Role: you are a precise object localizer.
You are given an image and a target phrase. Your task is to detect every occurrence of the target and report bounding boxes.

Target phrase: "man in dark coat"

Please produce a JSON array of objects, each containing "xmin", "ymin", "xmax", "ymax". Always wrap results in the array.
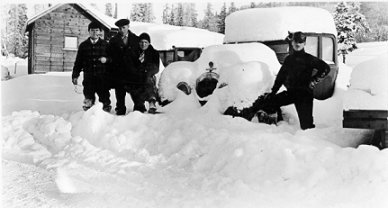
[
  {"xmin": 72, "ymin": 21, "xmax": 111, "ymax": 112},
  {"xmin": 136, "ymin": 33, "xmax": 160, "ymax": 114},
  {"xmin": 225, "ymin": 32, "xmax": 330, "ymax": 130},
  {"xmin": 107, "ymin": 19, "xmax": 144, "ymax": 115}
]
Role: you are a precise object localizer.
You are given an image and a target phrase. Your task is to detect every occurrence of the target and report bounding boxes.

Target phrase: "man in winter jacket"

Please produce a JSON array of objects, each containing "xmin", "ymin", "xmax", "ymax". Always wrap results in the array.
[
  {"xmin": 72, "ymin": 21, "xmax": 111, "ymax": 112},
  {"xmin": 263, "ymin": 31, "xmax": 330, "ymax": 129},
  {"xmin": 225, "ymin": 31, "xmax": 330, "ymax": 130},
  {"xmin": 136, "ymin": 33, "xmax": 160, "ymax": 114},
  {"xmin": 107, "ymin": 19, "xmax": 144, "ymax": 115}
]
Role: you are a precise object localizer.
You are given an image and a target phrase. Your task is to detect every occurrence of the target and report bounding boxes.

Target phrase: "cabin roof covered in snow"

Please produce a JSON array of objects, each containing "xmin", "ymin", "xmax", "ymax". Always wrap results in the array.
[
  {"xmin": 26, "ymin": 3, "xmax": 117, "ymax": 31},
  {"xmin": 224, "ymin": 7, "xmax": 337, "ymax": 43}
]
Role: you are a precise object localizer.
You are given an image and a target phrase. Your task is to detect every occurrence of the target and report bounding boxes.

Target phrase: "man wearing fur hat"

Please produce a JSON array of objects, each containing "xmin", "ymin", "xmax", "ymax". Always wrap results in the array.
[
  {"xmin": 107, "ymin": 18, "xmax": 145, "ymax": 115},
  {"xmin": 136, "ymin": 33, "xmax": 160, "ymax": 114},
  {"xmin": 72, "ymin": 21, "xmax": 111, "ymax": 112}
]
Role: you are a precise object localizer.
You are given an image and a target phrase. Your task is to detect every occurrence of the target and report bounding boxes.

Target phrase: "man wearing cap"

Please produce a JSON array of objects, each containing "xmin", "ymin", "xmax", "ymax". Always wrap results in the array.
[
  {"xmin": 136, "ymin": 32, "xmax": 160, "ymax": 114},
  {"xmin": 264, "ymin": 31, "xmax": 330, "ymax": 129},
  {"xmin": 228, "ymin": 31, "xmax": 330, "ymax": 130},
  {"xmin": 72, "ymin": 21, "xmax": 111, "ymax": 112},
  {"xmin": 107, "ymin": 18, "xmax": 145, "ymax": 115}
]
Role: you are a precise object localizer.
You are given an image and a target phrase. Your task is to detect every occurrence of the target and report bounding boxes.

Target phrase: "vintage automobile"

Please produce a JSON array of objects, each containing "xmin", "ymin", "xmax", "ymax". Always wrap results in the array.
[{"xmin": 158, "ymin": 7, "xmax": 339, "ymax": 119}]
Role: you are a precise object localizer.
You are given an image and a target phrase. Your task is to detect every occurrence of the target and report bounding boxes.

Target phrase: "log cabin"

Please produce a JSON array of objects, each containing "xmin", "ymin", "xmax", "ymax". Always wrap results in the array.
[{"xmin": 26, "ymin": 3, "xmax": 117, "ymax": 74}]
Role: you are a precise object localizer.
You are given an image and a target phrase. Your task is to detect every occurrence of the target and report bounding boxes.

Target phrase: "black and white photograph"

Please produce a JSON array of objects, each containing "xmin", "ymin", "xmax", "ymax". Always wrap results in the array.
[{"xmin": 1, "ymin": 0, "xmax": 388, "ymax": 207}]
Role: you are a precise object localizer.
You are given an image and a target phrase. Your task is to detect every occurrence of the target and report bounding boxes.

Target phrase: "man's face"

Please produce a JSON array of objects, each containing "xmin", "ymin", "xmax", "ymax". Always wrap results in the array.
[
  {"xmin": 118, "ymin": 25, "xmax": 129, "ymax": 36},
  {"xmin": 139, "ymin": 39, "xmax": 150, "ymax": 51},
  {"xmin": 89, "ymin": 28, "xmax": 101, "ymax": 40},
  {"xmin": 291, "ymin": 40, "xmax": 306, "ymax": 51}
]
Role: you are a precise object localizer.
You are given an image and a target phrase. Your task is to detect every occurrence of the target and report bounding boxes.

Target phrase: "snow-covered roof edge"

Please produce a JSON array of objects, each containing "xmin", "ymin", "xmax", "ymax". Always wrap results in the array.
[{"xmin": 26, "ymin": 3, "xmax": 117, "ymax": 32}]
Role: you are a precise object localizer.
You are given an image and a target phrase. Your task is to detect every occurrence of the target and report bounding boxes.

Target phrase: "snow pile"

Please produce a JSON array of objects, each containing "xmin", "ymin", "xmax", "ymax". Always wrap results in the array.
[
  {"xmin": 2, "ymin": 42, "xmax": 388, "ymax": 208},
  {"xmin": 224, "ymin": 7, "xmax": 337, "ymax": 43},
  {"xmin": 130, "ymin": 22, "xmax": 224, "ymax": 51},
  {"xmin": 2, "ymin": 102, "xmax": 388, "ymax": 208},
  {"xmin": 344, "ymin": 48, "xmax": 388, "ymax": 110},
  {"xmin": 158, "ymin": 43, "xmax": 281, "ymax": 107}
]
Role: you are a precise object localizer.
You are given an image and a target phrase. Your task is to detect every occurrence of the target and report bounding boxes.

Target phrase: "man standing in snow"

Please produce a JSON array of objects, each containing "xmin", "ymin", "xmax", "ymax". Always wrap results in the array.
[
  {"xmin": 72, "ymin": 21, "xmax": 111, "ymax": 112},
  {"xmin": 107, "ymin": 19, "xmax": 145, "ymax": 115},
  {"xmin": 226, "ymin": 31, "xmax": 330, "ymax": 130},
  {"xmin": 262, "ymin": 31, "xmax": 330, "ymax": 130},
  {"xmin": 136, "ymin": 33, "xmax": 160, "ymax": 114}
]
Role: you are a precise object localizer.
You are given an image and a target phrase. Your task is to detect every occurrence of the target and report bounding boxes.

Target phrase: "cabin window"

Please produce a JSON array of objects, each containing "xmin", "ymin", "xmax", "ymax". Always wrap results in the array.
[
  {"xmin": 305, "ymin": 36, "xmax": 318, "ymax": 57},
  {"xmin": 64, "ymin": 36, "xmax": 78, "ymax": 50},
  {"xmin": 322, "ymin": 37, "xmax": 335, "ymax": 64}
]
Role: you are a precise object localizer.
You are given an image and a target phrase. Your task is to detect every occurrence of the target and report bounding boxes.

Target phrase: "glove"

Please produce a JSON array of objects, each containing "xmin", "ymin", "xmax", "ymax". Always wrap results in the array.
[
  {"xmin": 263, "ymin": 92, "xmax": 275, "ymax": 101},
  {"xmin": 72, "ymin": 77, "xmax": 78, "ymax": 85}
]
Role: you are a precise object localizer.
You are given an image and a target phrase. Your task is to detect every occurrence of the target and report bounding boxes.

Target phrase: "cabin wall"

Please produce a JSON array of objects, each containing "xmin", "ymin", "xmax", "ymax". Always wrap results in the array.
[{"xmin": 31, "ymin": 4, "xmax": 106, "ymax": 73}]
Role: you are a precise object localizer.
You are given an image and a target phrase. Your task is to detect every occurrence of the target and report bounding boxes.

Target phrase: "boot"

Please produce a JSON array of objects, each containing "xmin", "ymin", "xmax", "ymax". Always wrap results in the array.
[
  {"xmin": 148, "ymin": 100, "xmax": 157, "ymax": 114},
  {"xmin": 103, "ymin": 104, "xmax": 112, "ymax": 113},
  {"xmin": 82, "ymin": 99, "xmax": 94, "ymax": 111}
]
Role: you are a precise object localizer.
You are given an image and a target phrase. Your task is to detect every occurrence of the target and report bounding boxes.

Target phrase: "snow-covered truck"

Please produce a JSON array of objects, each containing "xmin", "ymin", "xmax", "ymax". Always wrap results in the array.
[{"xmin": 158, "ymin": 7, "xmax": 339, "ymax": 113}]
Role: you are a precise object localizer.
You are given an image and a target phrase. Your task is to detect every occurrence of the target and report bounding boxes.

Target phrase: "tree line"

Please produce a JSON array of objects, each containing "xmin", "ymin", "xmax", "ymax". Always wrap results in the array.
[{"xmin": 1, "ymin": 2, "xmax": 387, "ymax": 59}]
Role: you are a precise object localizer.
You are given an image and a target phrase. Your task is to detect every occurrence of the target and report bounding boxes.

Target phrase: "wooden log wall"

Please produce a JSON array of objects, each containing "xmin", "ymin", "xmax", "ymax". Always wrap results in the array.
[{"xmin": 32, "ymin": 4, "xmax": 106, "ymax": 73}]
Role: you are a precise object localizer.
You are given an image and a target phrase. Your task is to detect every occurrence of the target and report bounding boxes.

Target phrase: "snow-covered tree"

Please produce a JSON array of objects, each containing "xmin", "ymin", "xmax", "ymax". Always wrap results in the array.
[
  {"xmin": 176, "ymin": 3, "xmax": 184, "ymax": 26},
  {"xmin": 4, "ymin": 4, "xmax": 28, "ymax": 58},
  {"xmin": 217, "ymin": 3, "xmax": 227, "ymax": 34},
  {"xmin": 200, "ymin": 3, "xmax": 218, "ymax": 32},
  {"xmin": 105, "ymin": 3, "xmax": 113, "ymax": 17},
  {"xmin": 228, "ymin": 2, "xmax": 238, "ymax": 15},
  {"xmin": 183, "ymin": 3, "xmax": 198, "ymax": 27},
  {"xmin": 334, "ymin": 2, "xmax": 370, "ymax": 62},
  {"xmin": 162, "ymin": 4, "xmax": 171, "ymax": 24},
  {"xmin": 130, "ymin": 3, "xmax": 155, "ymax": 23}
]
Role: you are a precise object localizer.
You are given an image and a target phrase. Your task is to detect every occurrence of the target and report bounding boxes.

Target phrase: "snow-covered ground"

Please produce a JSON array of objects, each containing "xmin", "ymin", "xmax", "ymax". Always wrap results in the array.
[{"xmin": 2, "ymin": 41, "xmax": 388, "ymax": 208}]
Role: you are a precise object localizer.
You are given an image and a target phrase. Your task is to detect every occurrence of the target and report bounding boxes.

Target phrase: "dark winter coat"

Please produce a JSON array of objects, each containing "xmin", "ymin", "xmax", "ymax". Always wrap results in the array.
[
  {"xmin": 271, "ymin": 49, "xmax": 330, "ymax": 94},
  {"xmin": 72, "ymin": 38, "xmax": 109, "ymax": 79},
  {"xmin": 136, "ymin": 45, "xmax": 160, "ymax": 101},
  {"xmin": 107, "ymin": 31, "xmax": 142, "ymax": 84},
  {"xmin": 135, "ymin": 45, "xmax": 160, "ymax": 78}
]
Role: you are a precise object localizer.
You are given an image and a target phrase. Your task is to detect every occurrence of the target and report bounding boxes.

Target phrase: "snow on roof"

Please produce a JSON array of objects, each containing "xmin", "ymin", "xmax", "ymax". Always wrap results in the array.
[
  {"xmin": 26, "ymin": 3, "xmax": 117, "ymax": 31},
  {"xmin": 129, "ymin": 22, "xmax": 224, "ymax": 51},
  {"xmin": 224, "ymin": 7, "xmax": 337, "ymax": 43}
]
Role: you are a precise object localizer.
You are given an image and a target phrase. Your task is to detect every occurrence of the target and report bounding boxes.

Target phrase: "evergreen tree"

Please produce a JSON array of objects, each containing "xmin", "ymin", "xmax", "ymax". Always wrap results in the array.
[
  {"xmin": 144, "ymin": 3, "xmax": 156, "ymax": 23},
  {"xmin": 176, "ymin": 3, "xmax": 184, "ymax": 26},
  {"xmin": 169, "ymin": 5, "xmax": 175, "ymax": 25},
  {"xmin": 162, "ymin": 4, "xmax": 171, "ymax": 24},
  {"xmin": 182, "ymin": 3, "xmax": 198, "ymax": 27},
  {"xmin": 105, "ymin": 3, "xmax": 113, "ymax": 17},
  {"xmin": 334, "ymin": 1, "xmax": 370, "ymax": 62},
  {"xmin": 188, "ymin": 3, "xmax": 198, "ymax": 27},
  {"xmin": 201, "ymin": 3, "xmax": 218, "ymax": 32},
  {"xmin": 5, "ymin": 4, "xmax": 28, "ymax": 58},
  {"xmin": 217, "ymin": 3, "xmax": 227, "ymax": 34},
  {"xmin": 360, "ymin": 2, "xmax": 388, "ymax": 41},
  {"xmin": 228, "ymin": 2, "xmax": 238, "ymax": 15},
  {"xmin": 130, "ymin": 3, "xmax": 155, "ymax": 23}
]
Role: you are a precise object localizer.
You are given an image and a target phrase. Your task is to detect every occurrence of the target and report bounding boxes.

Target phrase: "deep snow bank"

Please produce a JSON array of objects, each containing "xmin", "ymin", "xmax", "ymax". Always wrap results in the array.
[{"xmin": 3, "ymin": 100, "xmax": 388, "ymax": 207}]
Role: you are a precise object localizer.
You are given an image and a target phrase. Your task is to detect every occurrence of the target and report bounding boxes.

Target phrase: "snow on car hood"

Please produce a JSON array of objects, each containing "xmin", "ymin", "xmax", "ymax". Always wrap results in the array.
[{"xmin": 158, "ymin": 43, "xmax": 281, "ymax": 108}]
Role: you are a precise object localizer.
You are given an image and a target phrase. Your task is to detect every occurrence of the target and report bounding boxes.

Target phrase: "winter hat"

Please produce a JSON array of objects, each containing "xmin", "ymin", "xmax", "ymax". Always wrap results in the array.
[
  {"xmin": 115, "ymin": 19, "xmax": 130, "ymax": 27},
  {"xmin": 139, "ymin": 33, "xmax": 151, "ymax": 43},
  {"xmin": 292, "ymin": 31, "xmax": 307, "ymax": 43},
  {"xmin": 88, "ymin": 21, "xmax": 102, "ymax": 31}
]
